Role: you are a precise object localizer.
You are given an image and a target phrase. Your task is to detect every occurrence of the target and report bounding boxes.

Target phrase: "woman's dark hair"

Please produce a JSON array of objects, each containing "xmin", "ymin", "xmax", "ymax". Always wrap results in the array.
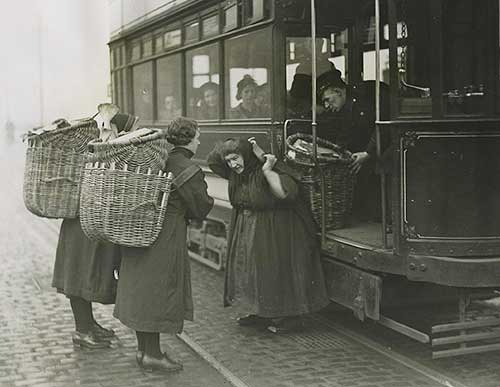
[
  {"xmin": 166, "ymin": 117, "xmax": 198, "ymax": 146},
  {"xmin": 200, "ymin": 81, "xmax": 219, "ymax": 96},
  {"xmin": 236, "ymin": 75, "xmax": 258, "ymax": 100},
  {"xmin": 215, "ymin": 138, "xmax": 241, "ymax": 159}
]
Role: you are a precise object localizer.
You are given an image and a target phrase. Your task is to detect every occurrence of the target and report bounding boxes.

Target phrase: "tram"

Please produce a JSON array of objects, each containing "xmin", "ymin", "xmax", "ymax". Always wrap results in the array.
[{"xmin": 108, "ymin": 0, "xmax": 500, "ymax": 357}]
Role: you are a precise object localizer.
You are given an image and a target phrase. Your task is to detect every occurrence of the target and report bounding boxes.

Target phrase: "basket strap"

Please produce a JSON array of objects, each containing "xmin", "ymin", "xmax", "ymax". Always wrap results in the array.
[{"xmin": 171, "ymin": 165, "xmax": 200, "ymax": 190}]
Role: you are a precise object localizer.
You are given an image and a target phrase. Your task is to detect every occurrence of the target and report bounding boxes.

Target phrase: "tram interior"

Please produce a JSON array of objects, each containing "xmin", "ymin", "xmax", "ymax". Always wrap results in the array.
[{"xmin": 283, "ymin": 0, "xmax": 496, "ymax": 250}]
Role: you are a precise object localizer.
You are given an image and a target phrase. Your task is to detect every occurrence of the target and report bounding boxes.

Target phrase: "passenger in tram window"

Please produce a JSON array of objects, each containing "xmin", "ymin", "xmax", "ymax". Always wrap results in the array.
[
  {"xmin": 255, "ymin": 82, "xmax": 271, "ymax": 116},
  {"xmin": 114, "ymin": 117, "xmax": 213, "ymax": 373},
  {"xmin": 317, "ymin": 70, "xmax": 391, "ymax": 221},
  {"xmin": 159, "ymin": 95, "xmax": 182, "ymax": 121},
  {"xmin": 52, "ymin": 115, "xmax": 140, "ymax": 349},
  {"xmin": 287, "ymin": 73, "xmax": 313, "ymax": 119},
  {"xmin": 207, "ymin": 138, "xmax": 329, "ymax": 333},
  {"xmin": 195, "ymin": 81, "xmax": 219, "ymax": 120},
  {"xmin": 230, "ymin": 75, "xmax": 265, "ymax": 119}
]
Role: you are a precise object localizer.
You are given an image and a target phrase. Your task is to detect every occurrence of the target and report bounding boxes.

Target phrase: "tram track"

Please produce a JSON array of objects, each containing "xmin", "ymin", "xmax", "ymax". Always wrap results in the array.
[{"xmin": 9, "ymin": 187, "xmax": 473, "ymax": 387}]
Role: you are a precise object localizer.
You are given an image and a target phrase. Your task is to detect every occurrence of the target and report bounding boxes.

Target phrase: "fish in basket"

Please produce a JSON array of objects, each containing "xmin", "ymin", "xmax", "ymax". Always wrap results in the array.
[
  {"xmin": 79, "ymin": 128, "xmax": 174, "ymax": 247},
  {"xmin": 23, "ymin": 118, "xmax": 99, "ymax": 219},
  {"xmin": 286, "ymin": 133, "xmax": 356, "ymax": 230}
]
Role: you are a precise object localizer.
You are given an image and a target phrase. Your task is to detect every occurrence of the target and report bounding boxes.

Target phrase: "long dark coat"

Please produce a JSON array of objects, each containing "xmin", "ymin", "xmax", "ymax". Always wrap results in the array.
[
  {"xmin": 208, "ymin": 141, "xmax": 329, "ymax": 318},
  {"xmin": 113, "ymin": 147, "xmax": 213, "ymax": 333},
  {"xmin": 52, "ymin": 219, "xmax": 121, "ymax": 304}
]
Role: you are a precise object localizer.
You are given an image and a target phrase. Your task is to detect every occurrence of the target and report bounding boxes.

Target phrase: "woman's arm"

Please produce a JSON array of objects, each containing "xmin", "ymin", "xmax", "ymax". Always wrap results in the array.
[
  {"xmin": 177, "ymin": 169, "xmax": 214, "ymax": 220},
  {"xmin": 262, "ymin": 154, "xmax": 289, "ymax": 199},
  {"xmin": 207, "ymin": 147, "xmax": 230, "ymax": 179}
]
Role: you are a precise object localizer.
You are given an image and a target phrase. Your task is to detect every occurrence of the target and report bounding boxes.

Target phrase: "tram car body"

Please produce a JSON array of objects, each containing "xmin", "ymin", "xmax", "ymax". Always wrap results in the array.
[{"xmin": 108, "ymin": 0, "xmax": 500, "ymax": 357}]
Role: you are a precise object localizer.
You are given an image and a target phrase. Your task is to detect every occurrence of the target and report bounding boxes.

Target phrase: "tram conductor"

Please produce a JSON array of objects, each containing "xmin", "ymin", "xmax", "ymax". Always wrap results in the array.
[{"xmin": 317, "ymin": 70, "xmax": 390, "ymax": 221}]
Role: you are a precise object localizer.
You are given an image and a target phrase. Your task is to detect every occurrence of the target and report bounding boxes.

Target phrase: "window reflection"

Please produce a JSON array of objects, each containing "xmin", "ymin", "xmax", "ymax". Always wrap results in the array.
[
  {"xmin": 186, "ymin": 44, "xmax": 220, "ymax": 120},
  {"xmin": 396, "ymin": 0, "xmax": 432, "ymax": 116},
  {"xmin": 132, "ymin": 62, "xmax": 153, "ymax": 120},
  {"xmin": 157, "ymin": 55, "xmax": 182, "ymax": 121},
  {"xmin": 285, "ymin": 35, "xmax": 338, "ymax": 119},
  {"xmin": 443, "ymin": 0, "xmax": 487, "ymax": 115},
  {"xmin": 225, "ymin": 29, "xmax": 272, "ymax": 119}
]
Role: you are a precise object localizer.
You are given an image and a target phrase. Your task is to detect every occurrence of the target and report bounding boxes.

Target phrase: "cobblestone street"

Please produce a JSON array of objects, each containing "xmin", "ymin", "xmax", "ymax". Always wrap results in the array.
[{"xmin": 1, "ymin": 138, "xmax": 499, "ymax": 387}]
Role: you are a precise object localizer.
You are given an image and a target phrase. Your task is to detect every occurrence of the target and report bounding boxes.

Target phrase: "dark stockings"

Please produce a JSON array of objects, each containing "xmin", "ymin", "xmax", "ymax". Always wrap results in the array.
[
  {"xmin": 69, "ymin": 296, "xmax": 94, "ymax": 333},
  {"xmin": 136, "ymin": 331, "xmax": 161, "ymax": 358}
]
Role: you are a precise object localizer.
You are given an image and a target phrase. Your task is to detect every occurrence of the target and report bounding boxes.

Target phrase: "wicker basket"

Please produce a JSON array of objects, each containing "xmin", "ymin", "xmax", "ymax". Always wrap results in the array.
[
  {"xmin": 23, "ymin": 118, "xmax": 99, "ymax": 219},
  {"xmin": 286, "ymin": 133, "xmax": 356, "ymax": 230},
  {"xmin": 79, "ymin": 129, "xmax": 172, "ymax": 247}
]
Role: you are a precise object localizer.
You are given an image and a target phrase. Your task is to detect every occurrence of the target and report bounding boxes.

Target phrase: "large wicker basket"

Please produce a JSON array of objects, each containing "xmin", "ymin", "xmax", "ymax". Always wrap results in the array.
[
  {"xmin": 286, "ymin": 133, "xmax": 355, "ymax": 230},
  {"xmin": 23, "ymin": 118, "xmax": 99, "ymax": 219},
  {"xmin": 79, "ymin": 129, "xmax": 172, "ymax": 247}
]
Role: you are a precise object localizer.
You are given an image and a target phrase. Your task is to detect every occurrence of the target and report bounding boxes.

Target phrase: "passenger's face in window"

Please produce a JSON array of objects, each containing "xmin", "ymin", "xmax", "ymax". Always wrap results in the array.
[
  {"xmin": 241, "ymin": 85, "xmax": 256, "ymax": 104},
  {"xmin": 164, "ymin": 96, "xmax": 178, "ymax": 112},
  {"xmin": 224, "ymin": 153, "xmax": 245, "ymax": 174},
  {"xmin": 322, "ymin": 87, "xmax": 346, "ymax": 112},
  {"xmin": 204, "ymin": 89, "xmax": 218, "ymax": 108}
]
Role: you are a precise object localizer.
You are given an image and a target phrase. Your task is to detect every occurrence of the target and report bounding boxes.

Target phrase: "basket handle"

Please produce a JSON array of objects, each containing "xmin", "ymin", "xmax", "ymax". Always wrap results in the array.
[{"xmin": 41, "ymin": 176, "xmax": 79, "ymax": 185}]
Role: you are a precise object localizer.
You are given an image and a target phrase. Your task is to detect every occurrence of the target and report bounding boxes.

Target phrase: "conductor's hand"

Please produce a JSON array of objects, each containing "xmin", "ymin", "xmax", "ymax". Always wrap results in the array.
[
  {"xmin": 262, "ymin": 154, "xmax": 277, "ymax": 173},
  {"xmin": 350, "ymin": 151, "xmax": 370, "ymax": 174}
]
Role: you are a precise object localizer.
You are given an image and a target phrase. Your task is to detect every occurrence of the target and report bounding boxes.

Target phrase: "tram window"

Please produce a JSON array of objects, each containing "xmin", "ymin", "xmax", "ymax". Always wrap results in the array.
[
  {"xmin": 185, "ymin": 20, "xmax": 200, "ymax": 44},
  {"xmin": 157, "ymin": 54, "xmax": 182, "ymax": 121},
  {"xmin": 143, "ymin": 37, "xmax": 153, "ymax": 58},
  {"xmin": 285, "ymin": 34, "xmax": 339, "ymax": 119},
  {"xmin": 132, "ymin": 62, "xmax": 153, "ymax": 120},
  {"xmin": 164, "ymin": 29, "xmax": 182, "ymax": 50},
  {"xmin": 112, "ymin": 71, "xmax": 119, "ymax": 106},
  {"xmin": 202, "ymin": 14, "xmax": 219, "ymax": 39},
  {"xmin": 130, "ymin": 40, "xmax": 141, "ymax": 62},
  {"xmin": 395, "ymin": 0, "xmax": 432, "ymax": 116},
  {"xmin": 155, "ymin": 33, "xmax": 164, "ymax": 53},
  {"xmin": 244, "ymin": 0, "xmax": 268, "ymax": 25},
  {"xmin": 225, "ymin": 28, "xmax": 272, "ymax": 119},
  {"xmin": 223, "ymin": 0, "xmax": 239, "ymax": 32},
  {"xmin": 186, "ymin": 44, "xmax": 220, "ymax": 120},
  {"xmin": 442, "ymin": 0, "xmax": 488, "ymax": 116}
]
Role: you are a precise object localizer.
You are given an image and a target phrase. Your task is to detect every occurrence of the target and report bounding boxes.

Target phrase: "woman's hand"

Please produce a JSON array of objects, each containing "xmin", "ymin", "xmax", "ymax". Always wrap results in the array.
[
  {"xmin": 248, "ymin": 137, "xmax": 266, "ymax": 162},
  {"xmin": 262, "ymin": 154, "xmax": 277, "ymax": 173},
  {"xmin": 350, "ymin": 151, "xmax": 370, "ymax": 174}
]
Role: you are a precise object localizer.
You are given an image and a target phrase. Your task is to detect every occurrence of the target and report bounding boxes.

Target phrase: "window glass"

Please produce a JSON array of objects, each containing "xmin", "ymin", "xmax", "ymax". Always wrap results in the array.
[
  {"xmin": 130, "ymin": 40, "xmax": 141, "ymax": 61},
  {"xmin": 143, "ymin": 37, "xmax": 153, "ymax": 57},
  {"xmin": 154, "ymin": 30, "xmax": 163, "ymax": 54},
  {"xmin": 157, "ymin": 55, "xmax": 183, "ymax": 121},
  {"xmin": 120, "ymin": 69, "xmax": 128, "ymax": 111},
  {"xmin": 164, "ymin": 29, "xmax": 182, "ymax": 49},
  {"xmin": 186, "ymin": 44, "xmax": 220, "ymax": 120},
  {"xmin": 395, "ymin": 0, "xmax": 432, "ymax": 116},
  {"xmin": 226, "ymin": 29, "xmax": 271, "ymax": 119},
  {"xmin": 285, "ymin": 33, "xmax": 338, "ymax": 119},
  {"xmin": 202, "ymin": 14, "xmax": 219, "ymax": 39},
  {"xmin": 244, "ymin": 0, "xmax": 267, "ymax": 25},
  {"xmin": 132, "ymin": 62, "xmax": 153, "ymax": 120},
  {"xmin": 112, "ymin": 71, "xmax": 119, "ymax": 106},
  {"xmin": 223, "ymin": 1, "xmax": 239, "ymax": 32},
  {"xmin": 185, "ymin": 21, "xmax": 200, "ymax": 44},
  {"xmin": 443, "ymin": 0, "xmax": 487, "ymax": 115}
]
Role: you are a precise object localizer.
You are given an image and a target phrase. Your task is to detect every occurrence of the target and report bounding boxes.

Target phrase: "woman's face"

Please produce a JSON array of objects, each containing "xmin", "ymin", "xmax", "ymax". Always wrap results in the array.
[
  {"xmin": 204, "ymin": 89, "xmax": 218, "ymax": 108},
  {"xmin": 224, "ymin": 153, "xmax": 245, "ymax": 174},
  {"xmin": 241, "ymin": 85, "xmax": 256, "ymax": 105},
  {"xmin": 189, "ymin": 129, "xmax": 201, "ymax": 154}
]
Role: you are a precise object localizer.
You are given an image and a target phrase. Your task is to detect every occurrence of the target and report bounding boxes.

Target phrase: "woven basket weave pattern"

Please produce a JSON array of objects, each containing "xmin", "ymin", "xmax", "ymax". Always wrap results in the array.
[
  {"xmin": 23, "ymin": 119, "xmax": 99, "ymax": 219},
  {"xmin": 80, "ymin": 168, "xmax": 172, "ymax": 247},
  {"xmin": 79, "ymin": 131, "xmax": 171, "ymax": 247},
  {"xmin": 287, "ymin": 133, "xmax": 356, "ymax": 230}
]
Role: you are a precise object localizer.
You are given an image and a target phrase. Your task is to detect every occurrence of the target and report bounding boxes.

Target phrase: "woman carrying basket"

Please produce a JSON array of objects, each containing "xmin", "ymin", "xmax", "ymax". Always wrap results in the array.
[
  {"xmin": 52, "ymin": 113, "xmax": 137, "ymax": 349},
  {"xmin": 113, "ymin": 117, "xmax": 213, "ymax": 373},
  {"xmin": 207, "ymin": 138, "xmax": 329, "ymax": 333}
]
